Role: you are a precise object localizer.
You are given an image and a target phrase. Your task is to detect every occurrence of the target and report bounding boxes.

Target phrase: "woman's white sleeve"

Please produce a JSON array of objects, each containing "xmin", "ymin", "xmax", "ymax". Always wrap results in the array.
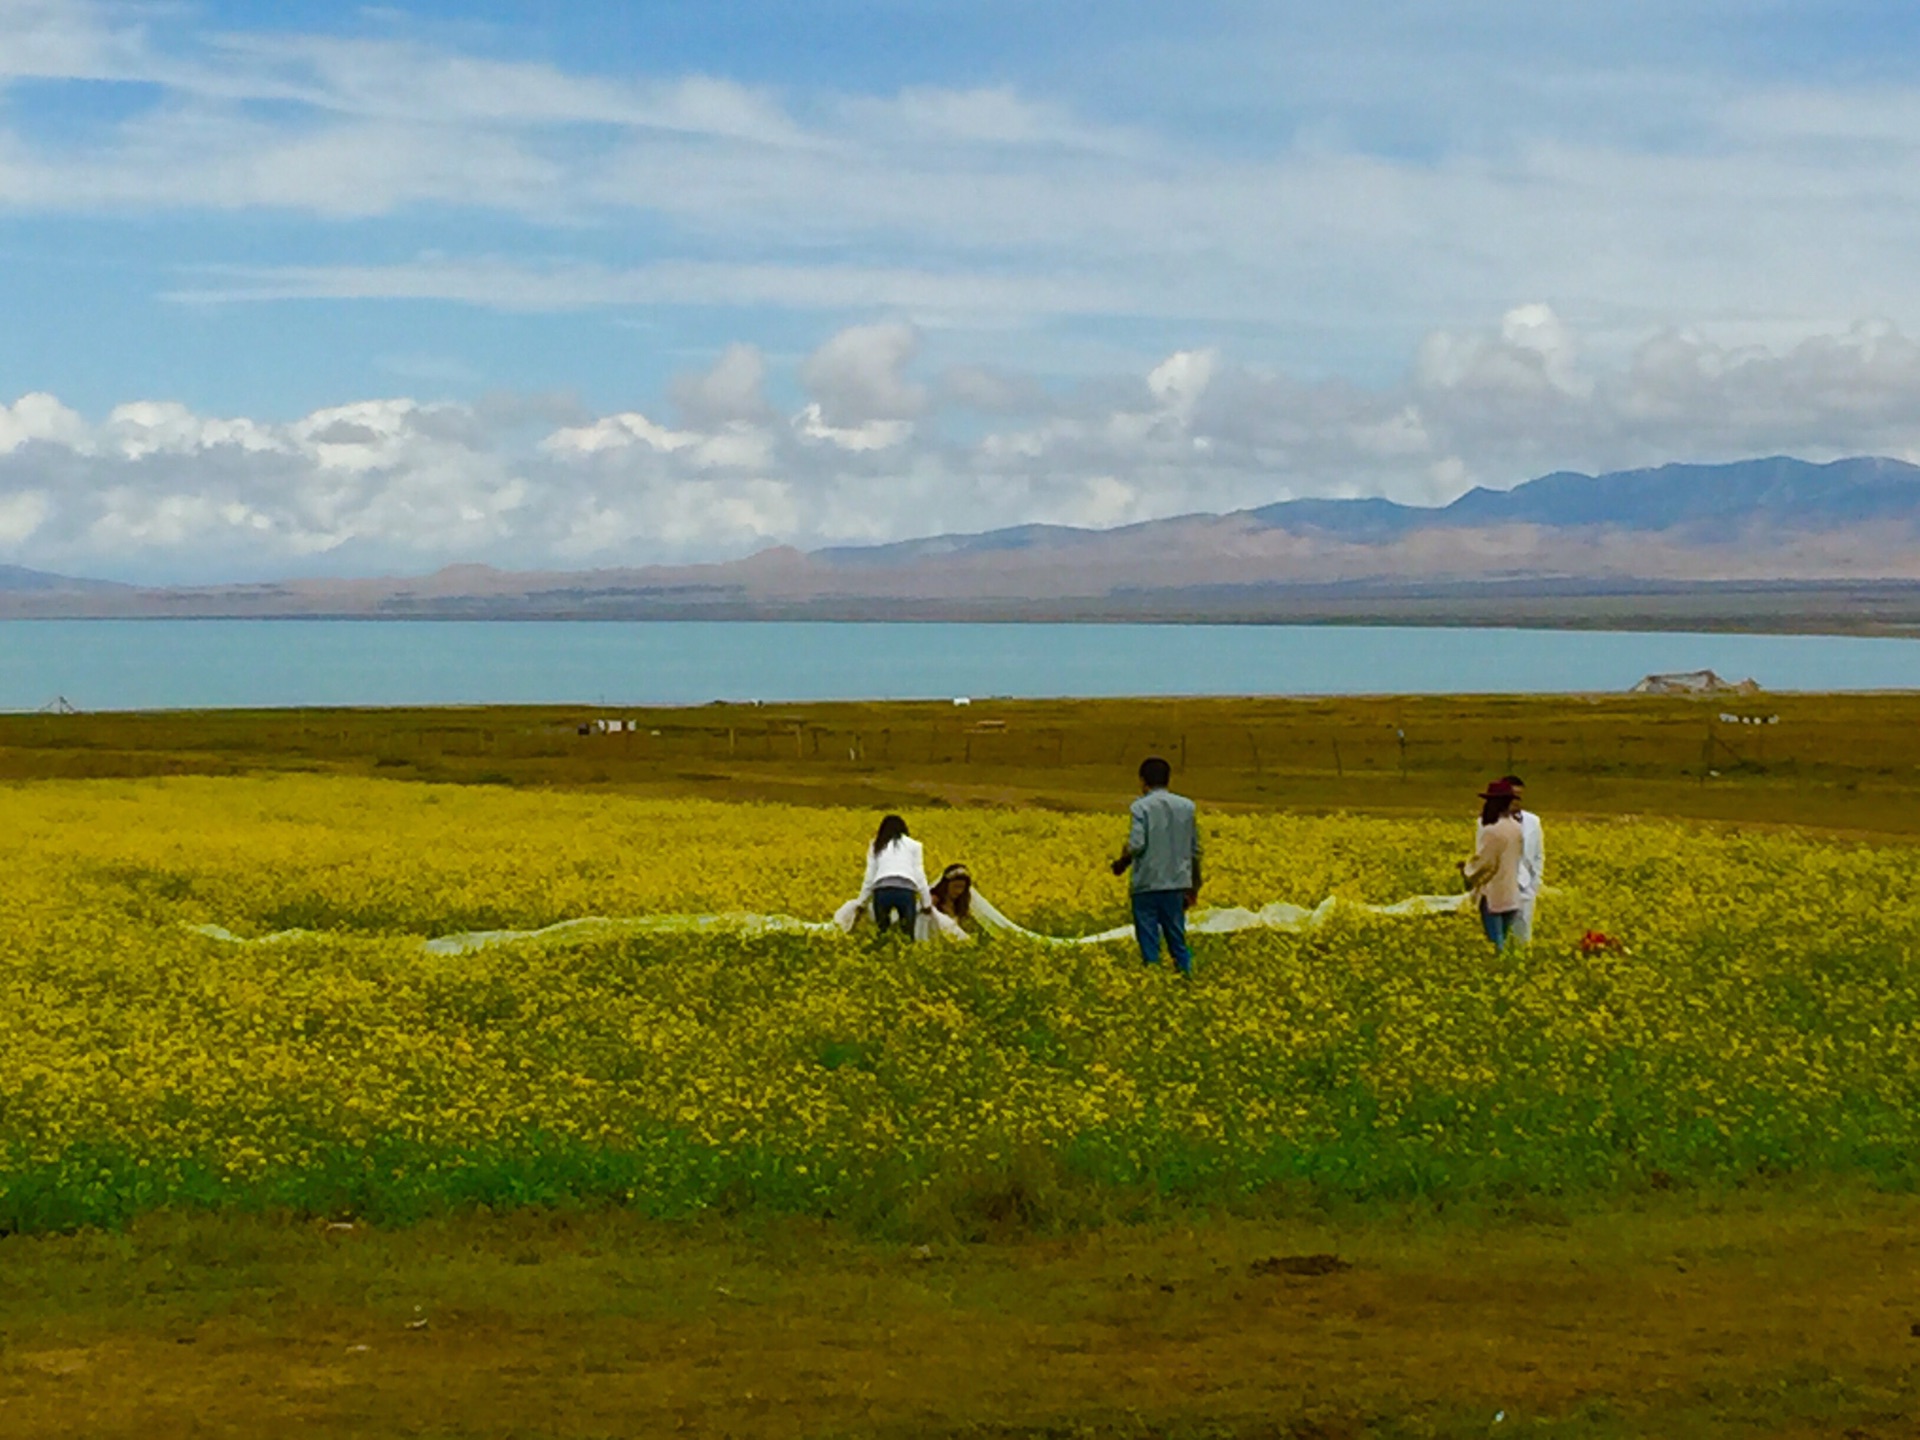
[{"xmin": 856, "ymin": 846, "xmax": 878, "ymax": 903}]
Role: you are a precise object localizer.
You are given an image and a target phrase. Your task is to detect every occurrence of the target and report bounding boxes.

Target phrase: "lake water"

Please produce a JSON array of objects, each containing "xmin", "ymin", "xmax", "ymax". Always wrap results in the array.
[{"xmin": 4, "ymin": 619, "xmax": 1920, "ymax": 711}]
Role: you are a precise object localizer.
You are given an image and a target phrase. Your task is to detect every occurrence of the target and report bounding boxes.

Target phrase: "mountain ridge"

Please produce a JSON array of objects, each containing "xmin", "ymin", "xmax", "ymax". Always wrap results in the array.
[
  {"xmin": 0, "ymin": 564, "xmax": 129, "ymax": 593},
  {"xmin": 805, "ymin": 455, "xmax": 1920, "ymax": 563},
  {"xmin": 9, "ymin": 455, "xmax": 1920, "ymax": 631}
]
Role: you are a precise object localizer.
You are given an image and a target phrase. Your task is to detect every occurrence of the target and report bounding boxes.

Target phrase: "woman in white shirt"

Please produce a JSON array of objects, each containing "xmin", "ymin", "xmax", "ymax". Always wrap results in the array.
[{"xmin": 858, "ymin": 814, "xmax": 932, "ymax": 938}]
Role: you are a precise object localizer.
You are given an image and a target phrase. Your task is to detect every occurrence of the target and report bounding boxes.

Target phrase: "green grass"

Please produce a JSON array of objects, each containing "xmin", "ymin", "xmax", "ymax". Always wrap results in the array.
[
  {"xmin": 8, "ymin": 690, "xmax": 1920, "ymax": 835},
  {"xmin": 1, "ymin": 1184, "xmax": 1915, "ymax": 1438},
  {"xmin": 6, "ymin": 880, "xmax": 1918, "ymax": 1235}
]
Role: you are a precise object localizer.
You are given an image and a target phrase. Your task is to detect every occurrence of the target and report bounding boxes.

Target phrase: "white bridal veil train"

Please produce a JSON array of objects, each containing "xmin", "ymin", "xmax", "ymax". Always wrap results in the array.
[{"xmin": 192, "ymin": 889, "xmax": 1475, "ymax": 956}]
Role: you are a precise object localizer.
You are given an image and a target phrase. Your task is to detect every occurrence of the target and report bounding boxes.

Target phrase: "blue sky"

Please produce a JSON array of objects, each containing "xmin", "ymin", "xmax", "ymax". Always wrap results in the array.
[{"xmin": 7, "ymin": 0, "xmax": 1920, "ymax": 581}]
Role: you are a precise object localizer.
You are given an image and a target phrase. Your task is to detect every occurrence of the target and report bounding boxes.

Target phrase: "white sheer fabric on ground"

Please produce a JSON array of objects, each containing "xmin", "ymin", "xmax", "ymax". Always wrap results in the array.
[
  {"xmin": 962, "ymin": 891, "xmax": 1469, "ymax": 945},
  {"xmin": 190, "ymin": 890, "xmax": 1473, "ymax": 956}
]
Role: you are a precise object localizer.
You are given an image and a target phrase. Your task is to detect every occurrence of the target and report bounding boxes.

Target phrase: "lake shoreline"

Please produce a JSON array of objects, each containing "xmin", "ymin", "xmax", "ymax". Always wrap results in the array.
[{"xmin": 6, "ymin": 610, "xmax": 1920, "ymax": 637}]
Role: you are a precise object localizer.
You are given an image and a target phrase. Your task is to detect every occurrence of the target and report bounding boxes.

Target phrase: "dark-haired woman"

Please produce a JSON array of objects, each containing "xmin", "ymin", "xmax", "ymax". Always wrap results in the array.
[
  {"xmin": 856, "ymin": 814, "xmax": 932, "ymax": 938},
  {"xmin": 1461, "ymin": 780, "xmax": 1525, "ymax": 951},
  {"xmin": 927, "ymin": 862, "xmax": 975, "ymax": 940}
]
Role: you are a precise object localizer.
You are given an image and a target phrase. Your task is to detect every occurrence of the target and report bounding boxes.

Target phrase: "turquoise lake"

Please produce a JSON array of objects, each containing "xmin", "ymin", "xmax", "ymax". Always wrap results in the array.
[{"xmin": 3, "ymin": 619, "xmax": 1919, "ymax": 710}]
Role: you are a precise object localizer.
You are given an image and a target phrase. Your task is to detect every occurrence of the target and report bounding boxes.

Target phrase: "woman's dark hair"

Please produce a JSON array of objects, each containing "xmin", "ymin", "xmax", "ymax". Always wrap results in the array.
[
  {"xmin": 872, "ymin": 814, "xmax": 909, "ymax": 854},
  {"xmin": 1480, "ymin": 794, "xmax": 1515, "ymax": 827},
  {"xmin": 931, "ymin": 863, "xmax": 972, "ymax": 919}
]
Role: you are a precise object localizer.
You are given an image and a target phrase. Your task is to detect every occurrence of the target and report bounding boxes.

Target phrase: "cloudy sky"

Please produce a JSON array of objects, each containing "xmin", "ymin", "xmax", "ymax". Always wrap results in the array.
[{"xmin": 7, "ymin": 0, "xmax": 1920, "ymax": 581}]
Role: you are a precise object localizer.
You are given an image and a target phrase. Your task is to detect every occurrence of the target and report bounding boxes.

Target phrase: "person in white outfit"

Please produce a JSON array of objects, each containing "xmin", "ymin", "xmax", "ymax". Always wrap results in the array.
[
  {"xmin": 856, "ymin": 814, "xmax": 933, "ymax": 938},
  {"xmin": 1479, "ymin": 773, "xmax": 1544, "ymax": 943},
  {"xmin": 929, "ymin": 863, "xmax": 975, "ymax": 933}
]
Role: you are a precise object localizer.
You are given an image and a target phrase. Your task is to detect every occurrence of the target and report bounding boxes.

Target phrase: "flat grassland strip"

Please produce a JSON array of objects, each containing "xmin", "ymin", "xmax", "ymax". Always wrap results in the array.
[
  {"xmin": 3, "ymin": 690, "xmax": 1919, "ymax": 834},
  {"xmin": 2, "ymin": 1192, "xmax": 1916, "ymax": 1439}
]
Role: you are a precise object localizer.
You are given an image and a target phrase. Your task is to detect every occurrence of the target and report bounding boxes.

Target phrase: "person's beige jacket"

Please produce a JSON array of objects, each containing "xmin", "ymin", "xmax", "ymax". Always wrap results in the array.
[{"xmin": 1463, "ymin": 814, "xmax": 1524, "ymax": 913}]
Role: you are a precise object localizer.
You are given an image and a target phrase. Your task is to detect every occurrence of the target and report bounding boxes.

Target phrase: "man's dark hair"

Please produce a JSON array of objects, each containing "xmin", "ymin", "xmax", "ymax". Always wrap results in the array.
[
  {"xmin": 1501, "ymin": 774, "xmax": 1525, "ymax": 788},
  {"xmin": 1139, "ymin": 756, "xmax": 1172, "ymax": 788}
]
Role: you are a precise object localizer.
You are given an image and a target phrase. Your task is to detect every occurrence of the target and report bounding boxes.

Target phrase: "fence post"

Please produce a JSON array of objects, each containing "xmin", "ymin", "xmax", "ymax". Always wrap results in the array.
[{"xmin": 1501, "ymin": 733, "xmax": 1521, "ymax": 775}]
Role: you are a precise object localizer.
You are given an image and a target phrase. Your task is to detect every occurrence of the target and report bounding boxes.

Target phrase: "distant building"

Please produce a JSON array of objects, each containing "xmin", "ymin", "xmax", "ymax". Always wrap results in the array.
[{"xmin": 1630, "ymin": 669, "xmax": 1761, "ymax": 697}]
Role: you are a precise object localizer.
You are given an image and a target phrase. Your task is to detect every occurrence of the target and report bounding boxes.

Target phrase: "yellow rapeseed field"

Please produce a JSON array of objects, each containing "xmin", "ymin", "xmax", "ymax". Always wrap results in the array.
[{"xmin": 1, "ymin": 774, "xmax": 1915, "ymax": 1229}]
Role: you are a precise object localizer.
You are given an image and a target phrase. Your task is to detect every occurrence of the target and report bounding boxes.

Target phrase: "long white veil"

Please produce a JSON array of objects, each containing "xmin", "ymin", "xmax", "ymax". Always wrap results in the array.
[{"xmin": 193, "ymin": 888, "xmax": 1473, "ymax": 956}]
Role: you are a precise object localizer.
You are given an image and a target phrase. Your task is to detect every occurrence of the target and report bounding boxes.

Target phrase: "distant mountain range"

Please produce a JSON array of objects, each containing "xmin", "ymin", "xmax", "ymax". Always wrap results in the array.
[
  {"xmin": 10, "ymin": 456, "xmax": 1920, "ymax": 632},
  {"xmin": 815, "ymin": 455, "xmax": 1920, "ymax": 562},
  {"xmin": 0, "ymin": 564, "xmax": 126, "ymax": 593},
  {"xmin": 1260, "ymin": 454, "xmax": 1920, "ymax": 537}
]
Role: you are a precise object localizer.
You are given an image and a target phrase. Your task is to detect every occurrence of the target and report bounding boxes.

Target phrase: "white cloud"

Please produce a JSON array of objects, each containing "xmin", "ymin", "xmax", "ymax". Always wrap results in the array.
[
  {"xmin": 0, "ymin": 390, "xmax": 532, "ymax": 577},
  {"xmin": 0, "ymin": 392, "xmax": 88, "ymax": 453},
  {"xmin": 1146, "ymin": 349, "xmax": 1217, "ymax": 424},
  {"xmin": 103, "ymin": 401, "xmax": 280, "ymax": 459},
  {"xmin": 798, "ymin": 321, "xmax": 925, "ymax": 427},
  {"xmin": 0, "ymin": 488, "xmax": 48, "ymax": 543},
  {"xmin": 0, "ymin": 0, "xmax": 145, "ymax": 84},
  {"xmin": 833, "ymin": 86, "xmax": 1142, "ymax": 154},
  {"xmin": 0, "ymin": 5, "xmax": 806, "ymax": 140},
  {"xmin": 4, "ymin": 310, "xmax": 1920, "ymax": 582},
  {"xmin": 794, "ymin": 405, "xmax": 914, "ymax": 453},
  {"xmin": 166, "ymin": 257, "xmax": 1128, "ymax": 322},
  {"xmin": 940, "ymin": 365, "xmax": 1050, "ymax": 414},
  {"xmin": 1417, "ymin": 304, "xmax": 1588, "ymax": 398},
  {"xmin": 0, "ymin": 106, "xmax": 570, "ymax": 218},
  {"xmin": 542, "ymin": 412, "xmax": 697, "ymax": 457},
  {"xmin": 670, "ymin": 344, "xmax": 773, "ymax": 429},
  {"xmin": 13, "ymin": 6, "xmax": 1920, "ymax": 362},
  {"xmin": 211, "ymin": 37, "xmax": 805, "ymax": 141}
]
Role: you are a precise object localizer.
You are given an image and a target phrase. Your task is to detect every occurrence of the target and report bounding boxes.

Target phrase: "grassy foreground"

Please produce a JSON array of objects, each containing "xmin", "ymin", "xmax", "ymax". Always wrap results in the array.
[
  {"xmin": 5, "ymin": 696, "xmax": 1920, "ymax": 1437},
  {"xmin": 0, "ymin": 1187, "xmax": 1916, "ymax": 1439}
]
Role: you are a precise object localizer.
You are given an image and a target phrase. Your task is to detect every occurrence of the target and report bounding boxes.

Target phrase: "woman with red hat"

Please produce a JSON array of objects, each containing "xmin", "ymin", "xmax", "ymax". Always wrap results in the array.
[{"xmin": 1461, "ymin": 780, "xmax": 1525, "ymax": 950}]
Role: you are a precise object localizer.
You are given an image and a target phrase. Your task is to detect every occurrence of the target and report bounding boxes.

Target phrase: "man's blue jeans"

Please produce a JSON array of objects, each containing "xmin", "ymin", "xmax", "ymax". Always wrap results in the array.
[{"xmin": 1132, "ymin": 889, "xmax": 1192, "ymax": 974}]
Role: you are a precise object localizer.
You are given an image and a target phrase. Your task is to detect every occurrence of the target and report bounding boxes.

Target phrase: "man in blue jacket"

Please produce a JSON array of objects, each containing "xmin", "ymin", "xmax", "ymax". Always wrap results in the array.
[{"xmin": 1111, "ymin": 755, "xmax": 1202, "ymax": 975}]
